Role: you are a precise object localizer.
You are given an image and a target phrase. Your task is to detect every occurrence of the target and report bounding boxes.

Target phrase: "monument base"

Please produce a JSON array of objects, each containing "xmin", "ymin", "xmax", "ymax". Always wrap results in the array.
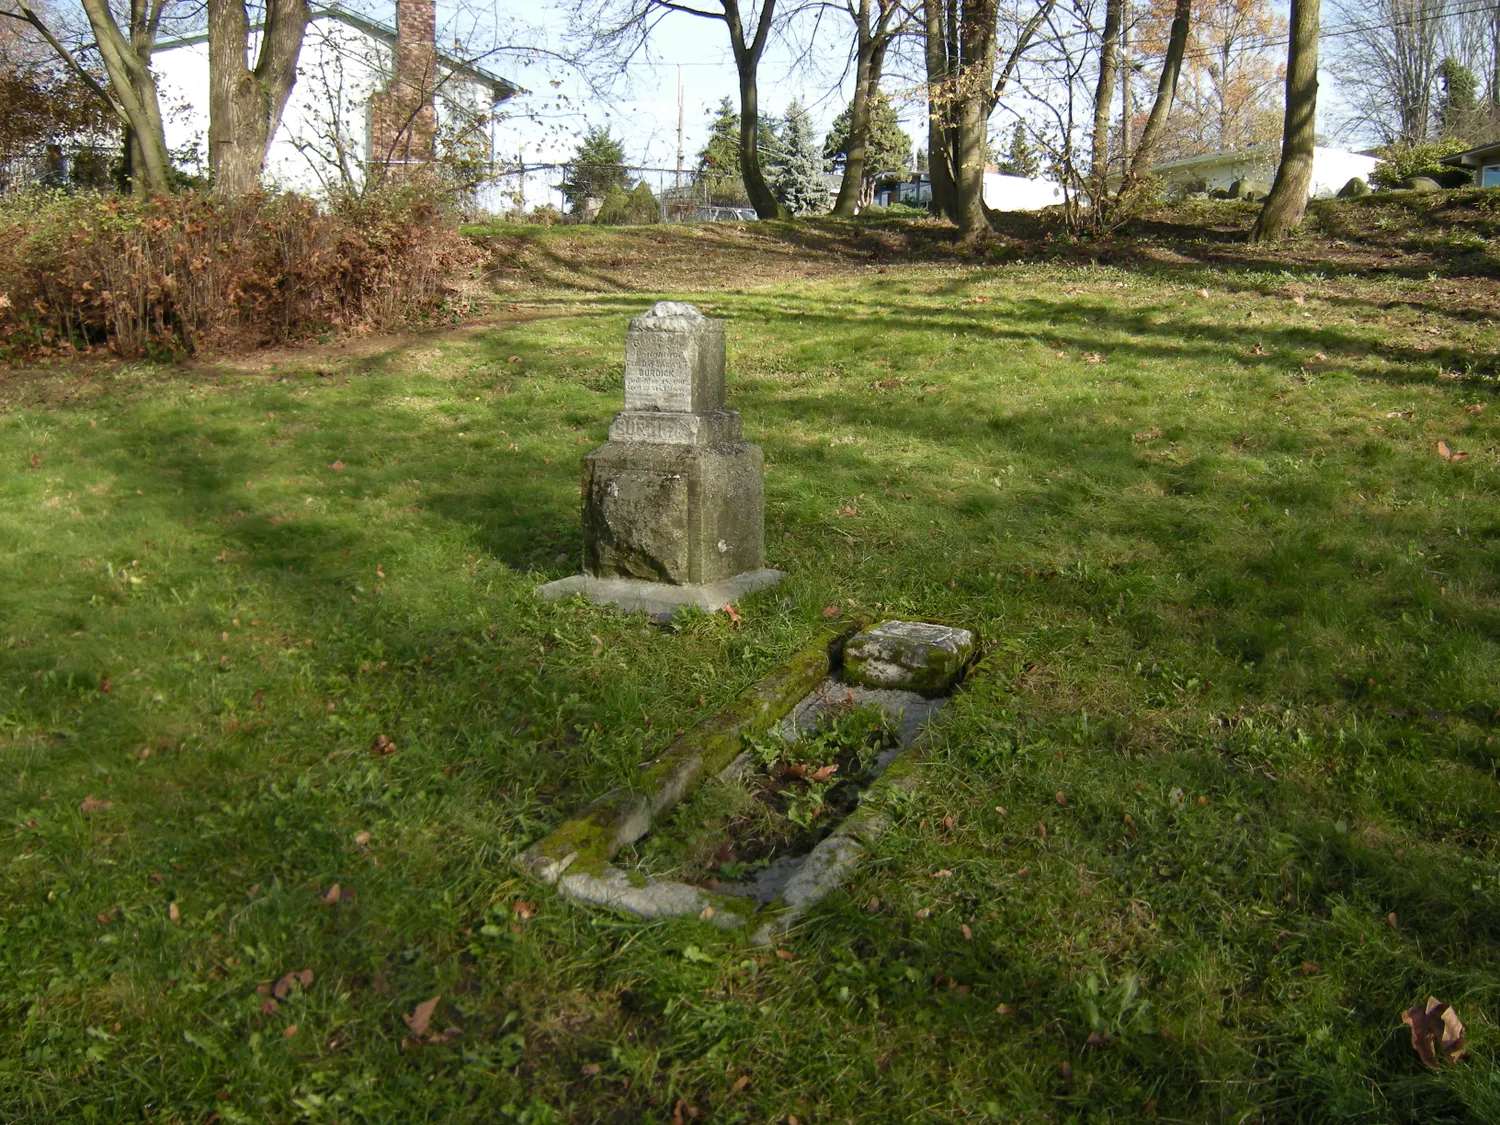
[{"xmin": 537, "ymin": 568, "xmax": 784, "ymax": 621}]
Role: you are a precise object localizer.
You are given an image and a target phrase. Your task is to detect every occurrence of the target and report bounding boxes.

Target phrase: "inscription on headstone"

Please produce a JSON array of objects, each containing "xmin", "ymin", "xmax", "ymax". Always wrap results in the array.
[{"xmin": 623, "ymin": 302, "xmax": 726, "ymax": 414}]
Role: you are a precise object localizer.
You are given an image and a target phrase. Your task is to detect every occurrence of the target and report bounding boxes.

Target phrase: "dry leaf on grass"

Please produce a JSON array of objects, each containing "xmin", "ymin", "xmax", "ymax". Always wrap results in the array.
[
  {"xmin": 931, "ymin": 869, "xmax": 954, "ymax": 879},
  {"xmin": 775, "ymin": 948, "xmax": 797, "ymax": 961},
  {"xmin": 404, "ymin": 996, "xmax": 440, "ymax": 1037},
  {"xmin": 1403, "ymin": 997, "xmax": 1468, "ymax": 1067},
  {"xmin": 784, "ymin": 763, "xmax": 808, "ymax": 780},
  {"xmin": 318, "ymin": 883, "xmax": 355, "ymax": 905},
  {"xmin": 1464, "ymin": 403, "xmax": 1486, "ymax": 415},
  {"xmin": 1083, "ymin": 352, "xmax": 1104, "ymax": 364},
  {"xmin": 721, "ymin": 604, "xmax": 742, "ymax": 628},
  {"xmin": 168, "ymin": 902, "xmax": 180, "ymax": 924},
  {"xmin": 1194, "ymin": 288, "xmax": 1210, "ymax": 298},
  {"xmin": 353, "ymin": 830, "xmax": 371, "ymax": 846},
  {"xmin": 79, "ymin": 795, "xmax": 113, "ymax": 813},
  {"xmin": 961, "ymin": 924, "xmax": 973, "ymax": 941},
  {"xmin": 820, "ymin": 604, "xmax": 841, "ymax": 618},
  {"xmin": 513, "ymin": 900, "xmax": 536, "ymax": 920},
  {"xmin": 807, "ymin": 764, "xmax": 838, "ymax": 783},
  {"xmin": 330, "ymin": 460, "xmax": 345, "ymax": 472},
  {"xmin": 1438, "ymin": 440, "xmax": 1469, "ymax": 462},
  {"xmin": 283, "ymin": 1023, "xmax": 298, "ymax": 1038},
  {"xmin": 264, "ymin": 968, "xmax": 314, "ymax": 1000},
  {"xmin": 1386, "ymin": 410, "xmax": 1414, "ymax": 420},
  {"xmin": 369, "ymin": 733, "xmax": 397, "ymax": 755}
]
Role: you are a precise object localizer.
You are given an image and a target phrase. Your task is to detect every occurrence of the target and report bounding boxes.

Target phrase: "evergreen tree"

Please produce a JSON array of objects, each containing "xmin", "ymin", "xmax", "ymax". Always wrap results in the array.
[
  {"xmin": 1437, "ymin": 58, "xmax": 1480, "ymax": 140},
  {"xmin": 696, "ymin": 98, "xmax": 750, "ymax": 205},
  {"xmin": 823, "ymin": 93, "xmax": 913, "ymax": 174},
  {"xmin": 559, "ymin": 126, "xmax": 630, "ymax": 214},
  {"xmin": 772, "ymin": 100, "xmax": 825, "ymax": 215},
  {"xmin": 996, "ymin": 121, "xmax": 1040, "ymax": 178}
]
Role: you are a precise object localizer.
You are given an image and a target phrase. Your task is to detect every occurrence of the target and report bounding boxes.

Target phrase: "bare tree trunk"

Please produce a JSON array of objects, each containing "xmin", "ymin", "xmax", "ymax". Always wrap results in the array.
[
  {"xmin": 1126, "ymin": 0, "xmax": 1190, "ymax": 178},
  {"xmin": 833, "ymin": 0, "xmax": 895, "ymax": 218},
  {"xmin": 1089, "ymin": 0, "xmax": 1124, "ymax": 218},
  {"xmin": 208, "ymin": 0, "xmax": 310, "ymax": 197},
  {"xmin": 1253, "ymin": 0, "xmax": 1319, "ymax": 242},
  {"xmin": 77, "ymin": 0, "xmax": 172, "ymax": 193},
  {"xmin": 953, "ymin": 0, "xmax": 996, "ymax": 236},
  {"xmin": 833, "ymin": 1, "xmax": 875, "ymax": 217},
  {"xmin": 725, "ymin": 0, "xmax": 789, "ymax": 219},
  {"xmin": 923, "ymin": 0, "xmax": 960, "ymax": 222}
]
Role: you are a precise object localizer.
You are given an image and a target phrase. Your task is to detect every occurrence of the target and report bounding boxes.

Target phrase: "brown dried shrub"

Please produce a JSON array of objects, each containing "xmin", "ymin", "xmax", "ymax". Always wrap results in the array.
[{"xmin": 0, "ymin": 184, "xmax": 483, "ymax": 359}]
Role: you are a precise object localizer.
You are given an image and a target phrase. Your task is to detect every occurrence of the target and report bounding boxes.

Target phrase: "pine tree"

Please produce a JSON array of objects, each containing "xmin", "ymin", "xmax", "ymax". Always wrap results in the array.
[
  {"xmin": 773, "ymin": 100, "xmax": 825, "ymax": 215},
  {"xmin": 696, "ymin": 98, "xmax": 749, "ymax": 206},
  {"xmin": 823, "ymin": 93, "xmax": 912, "ymax": 175},
  {"xmin": 559, "ymin": 126, "xmax": 630, "ymax": 214},
  {"xmin": 996, "ymin": 121, "xmax": 1040, "ymax": 178}
]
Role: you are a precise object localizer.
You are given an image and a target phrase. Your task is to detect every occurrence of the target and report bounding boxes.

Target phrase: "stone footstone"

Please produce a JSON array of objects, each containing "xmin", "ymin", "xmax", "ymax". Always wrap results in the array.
[{"xmin": 842, "ymin": 620, "xmax": 976, "ymax": 696}]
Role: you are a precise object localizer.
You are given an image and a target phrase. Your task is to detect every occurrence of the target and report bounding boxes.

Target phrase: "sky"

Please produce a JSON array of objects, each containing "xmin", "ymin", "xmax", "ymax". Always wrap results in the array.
[{"xmin": 472, "ymin": 2, "xmax": 921, "ymax": 172}]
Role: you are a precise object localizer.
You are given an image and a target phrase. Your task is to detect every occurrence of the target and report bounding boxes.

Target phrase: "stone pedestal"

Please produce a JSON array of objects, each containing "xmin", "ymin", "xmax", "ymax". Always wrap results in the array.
[{"xmin": 539, "ymin": 301, "xmax": 782, "ymax": 618}]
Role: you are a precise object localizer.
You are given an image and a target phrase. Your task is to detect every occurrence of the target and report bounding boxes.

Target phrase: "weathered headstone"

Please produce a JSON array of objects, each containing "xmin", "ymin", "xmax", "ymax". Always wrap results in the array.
[{"xmin": 538, "ymin": 301, "xmax": 782, "ymax": 617}]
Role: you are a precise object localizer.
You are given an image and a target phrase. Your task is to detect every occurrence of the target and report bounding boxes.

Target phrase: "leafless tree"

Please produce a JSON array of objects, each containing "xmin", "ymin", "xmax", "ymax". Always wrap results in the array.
[
  {"xmin": 830, "ymin": 0, "xmax": 903, "ymax": 216},
  {"xmin": 1252, "ymin": 0, "xmax": 1318, "ymax": 240},
  {"xmin": 207, "ymin": 0, "xmax": 309, "ymax": 197},
  {"xmin": 1327, "ymin": 0, "xmax": 1448, "ymax": 145},
  {"xmin": 569, "ymin": 0, "xmax": 797, "ymax": 218}
]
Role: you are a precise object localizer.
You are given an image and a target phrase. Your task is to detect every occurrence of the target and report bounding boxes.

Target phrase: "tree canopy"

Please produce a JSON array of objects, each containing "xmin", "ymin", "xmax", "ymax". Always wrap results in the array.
[
  {"xmin": 823, "ymin": 92, "xmax": 911, "ymax": 175},
  {"xmin": 560, "ymin": 125, "xmax": 630, "ymax": 213}
]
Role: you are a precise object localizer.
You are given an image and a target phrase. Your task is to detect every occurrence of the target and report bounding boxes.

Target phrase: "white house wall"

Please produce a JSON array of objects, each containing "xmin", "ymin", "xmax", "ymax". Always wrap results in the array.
[{"xmin": 153, "ymin": 17, "xmax": 496, "ymax": 197}]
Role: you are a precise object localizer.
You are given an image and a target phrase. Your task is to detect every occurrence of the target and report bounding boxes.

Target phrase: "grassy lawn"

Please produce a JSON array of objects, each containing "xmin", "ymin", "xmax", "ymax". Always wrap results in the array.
[{"xmin": 7, "ymin": 247, "xmax": 1500, "ymax": 1122}]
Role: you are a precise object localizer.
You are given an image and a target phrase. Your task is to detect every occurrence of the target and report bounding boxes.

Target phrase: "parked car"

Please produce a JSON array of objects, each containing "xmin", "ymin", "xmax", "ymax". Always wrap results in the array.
[{"xmin": 697, "ymin": 206, "xmax": 758, "ymax": 222}]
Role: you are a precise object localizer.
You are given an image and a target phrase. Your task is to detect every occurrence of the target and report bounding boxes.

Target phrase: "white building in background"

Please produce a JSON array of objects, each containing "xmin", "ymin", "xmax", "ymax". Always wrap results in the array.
[
  {"xmin": 880, "ymin": 167, "xmax": 1064, "ymax": 212},
  {"xmin": 151, "ymin": 2, "xmax": 517, "ymax": 198},
  {"xmin": 1149, "ymin": 144, "xmax": 1380, "ymax": 198}
]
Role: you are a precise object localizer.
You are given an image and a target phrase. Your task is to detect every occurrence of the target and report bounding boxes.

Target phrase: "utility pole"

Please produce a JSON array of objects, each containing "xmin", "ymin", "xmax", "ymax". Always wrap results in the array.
[
  {"xmin": 676, "ymin": 64, "xmax": 685, "ymax": 190},
  {"xmin": 1120, "ymin": 15, "xmax": 1131, "ymax": 174}
]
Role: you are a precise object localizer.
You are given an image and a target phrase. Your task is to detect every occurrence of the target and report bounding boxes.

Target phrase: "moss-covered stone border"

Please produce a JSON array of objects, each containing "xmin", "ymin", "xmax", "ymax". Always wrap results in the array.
[{"xmin": 517, "ymin": 631, "xmax": 847, "ymax": 886}]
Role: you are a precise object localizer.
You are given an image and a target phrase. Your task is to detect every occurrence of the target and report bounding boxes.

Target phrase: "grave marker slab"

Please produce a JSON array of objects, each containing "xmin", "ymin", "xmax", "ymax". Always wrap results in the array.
[{"xmin": 538, "ymin": 301, "xmax": 781, "ymax": 617}]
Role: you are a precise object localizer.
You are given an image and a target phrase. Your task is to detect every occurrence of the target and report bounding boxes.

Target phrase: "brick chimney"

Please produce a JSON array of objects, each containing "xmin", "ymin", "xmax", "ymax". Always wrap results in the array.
[{"xmin": 369, "ymin": 0, "xmax": 438, "ymax": 177}]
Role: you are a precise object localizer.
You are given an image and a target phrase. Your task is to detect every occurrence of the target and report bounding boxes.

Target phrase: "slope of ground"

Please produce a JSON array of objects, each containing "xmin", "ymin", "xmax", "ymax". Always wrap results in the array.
[{"xmin": 3, "ymin": 260, "xmax": 1500, "ymax": 1121}]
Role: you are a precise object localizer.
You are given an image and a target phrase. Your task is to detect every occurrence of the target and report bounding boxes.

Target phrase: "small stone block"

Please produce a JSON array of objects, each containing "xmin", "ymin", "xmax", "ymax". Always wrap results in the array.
[{"xmin": 842, "ymin": 621, "xmax": 975, "ymax": 696}]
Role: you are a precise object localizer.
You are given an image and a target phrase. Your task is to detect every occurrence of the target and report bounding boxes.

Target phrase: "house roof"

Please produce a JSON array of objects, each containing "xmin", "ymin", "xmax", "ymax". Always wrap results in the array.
[
  {"xmin": 1438, "ymin": 141, "xmax": 1500, "ymax": 168},
  {"xmin": 154, "ymin": 4, "xmax": 521, "ymax": 104}
]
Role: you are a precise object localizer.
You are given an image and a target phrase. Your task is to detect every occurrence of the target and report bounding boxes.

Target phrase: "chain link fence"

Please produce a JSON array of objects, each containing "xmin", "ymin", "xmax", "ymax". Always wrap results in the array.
[{"xmin": 469, "ymin": 163, "xmax": 761, "ymax": 223}]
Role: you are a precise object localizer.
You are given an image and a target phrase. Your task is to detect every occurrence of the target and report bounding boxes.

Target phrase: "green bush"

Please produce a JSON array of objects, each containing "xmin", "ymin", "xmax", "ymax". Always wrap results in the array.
[
  {"xmin": 596, "ymin": 182, "xmax": 660, "ymax": 225},
  {"xmin": 1371, "ymin": 139, "xmax": 1473, "ymax": 188}
]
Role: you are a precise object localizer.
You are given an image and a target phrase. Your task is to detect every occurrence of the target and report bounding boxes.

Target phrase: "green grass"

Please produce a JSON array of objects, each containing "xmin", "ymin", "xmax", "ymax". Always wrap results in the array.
[{"xmin": 6, "ymin": 256, "xmax": 1500, "ymax": 1122}]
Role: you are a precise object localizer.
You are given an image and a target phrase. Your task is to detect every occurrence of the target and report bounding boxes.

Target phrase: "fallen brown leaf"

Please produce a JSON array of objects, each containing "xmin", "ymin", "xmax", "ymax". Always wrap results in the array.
[
  {"xmin": 580, "ymin": 1062, "xmax": 601, "ymax": 1078},
  {"xmin": 1464, "ymin": 403, "xmax": 1486, "ymax": 415},
  {"xmin": 1438, "ymin": 440, "xmax": 1469, "ymax": 462},
  {"xmin": 1194, "ymin": 288, "xmax": 1210, "ymax": 298},
  {"xmin": 99, "ymin": 676, "xmax": 111, "ymax": 693},
  {"xmin": 353, "ymin": 831, "xmax": 371, "ymax": 847},
  {"xmin": 785, "ymin": 763, "xmax": 809, "ymax": 780},
  {"xmin": 914, "ymin": 907, "xmax": 932, "ymax": 919},
  {"xmin": 721, "ymin": 604, "xmax": 742, "ymax": 628},
  {"xmin": 369, "ymin": 733, "xmax": 397, "ymax": 755},
  {"xmin": 330, "ymin": 460, "xmax": 345, "ymax": 472},
  {"xmin": 513, "ymin": 900, "xmax": 536, "ymax": 920},
  {"xmin": 404, "ymin": 995, "xmax": 441, "ymax": 1038},
  {"xmin": 821, "ymin": 604, "xmax": 841, "ymax": 618},
  {"xmin": 775, "ymin": 948, "xmax": 797, "ymax": 961},
  {"xmin": 1403, "ymin": 997, "xmax": 1468, "ymax": 1067},
  {"xmin": 283, "ymin": 1023, "xmax": 298, "ymax": 1038},
  {"xmin": 169, "ymin": 902, "xmax": 180, "ymax": 924},
  {"xmin": 1300, "ymin": 961, "xmax": 1321, "ymax": 975},
  {"xmin": 731, "ymin": 1075, "xmax": 750, "ymax": 1092},
  {"xmin": 96, "ymin": 906, "xmax": 118, "ymax": 924},
  {"xmin": 79, "ymin": 794, "xmax": 113, "ymax": 813},
  {"xmin": 1083, "ymin": 351, "xmax": 1104, "ymax": 364},
  {"xmin": 318, "ymin": 883, "xmax": 344, "ymax": 905},
  {"xmin": 1055, "ymin": 791, "xmax": 1068, "ymax": 806},
  {"xmin": 507, "ymin": 355, "xmax": 522, "ymax": 364},
  {"xmin": 259, "ymin": 997, "xmax": 279, "ymax": 1015},
  {"xmin": 1386, "ymin": 410, "xmax": 1414, "ymax": 420},
  {"xmin": 961, "ymin": 924, "xmax": 973, "ymax": 941},
  {"xmin": 808, "ymin": 764, "xmax": 838, "ymax": 783},
  {"xmin": 271, "ymin": 969, "xmax": 313, "ymax": 1000},
  {"xmin": 931, "ymin": 869, "xmax": 953, "ymax": 879}
]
